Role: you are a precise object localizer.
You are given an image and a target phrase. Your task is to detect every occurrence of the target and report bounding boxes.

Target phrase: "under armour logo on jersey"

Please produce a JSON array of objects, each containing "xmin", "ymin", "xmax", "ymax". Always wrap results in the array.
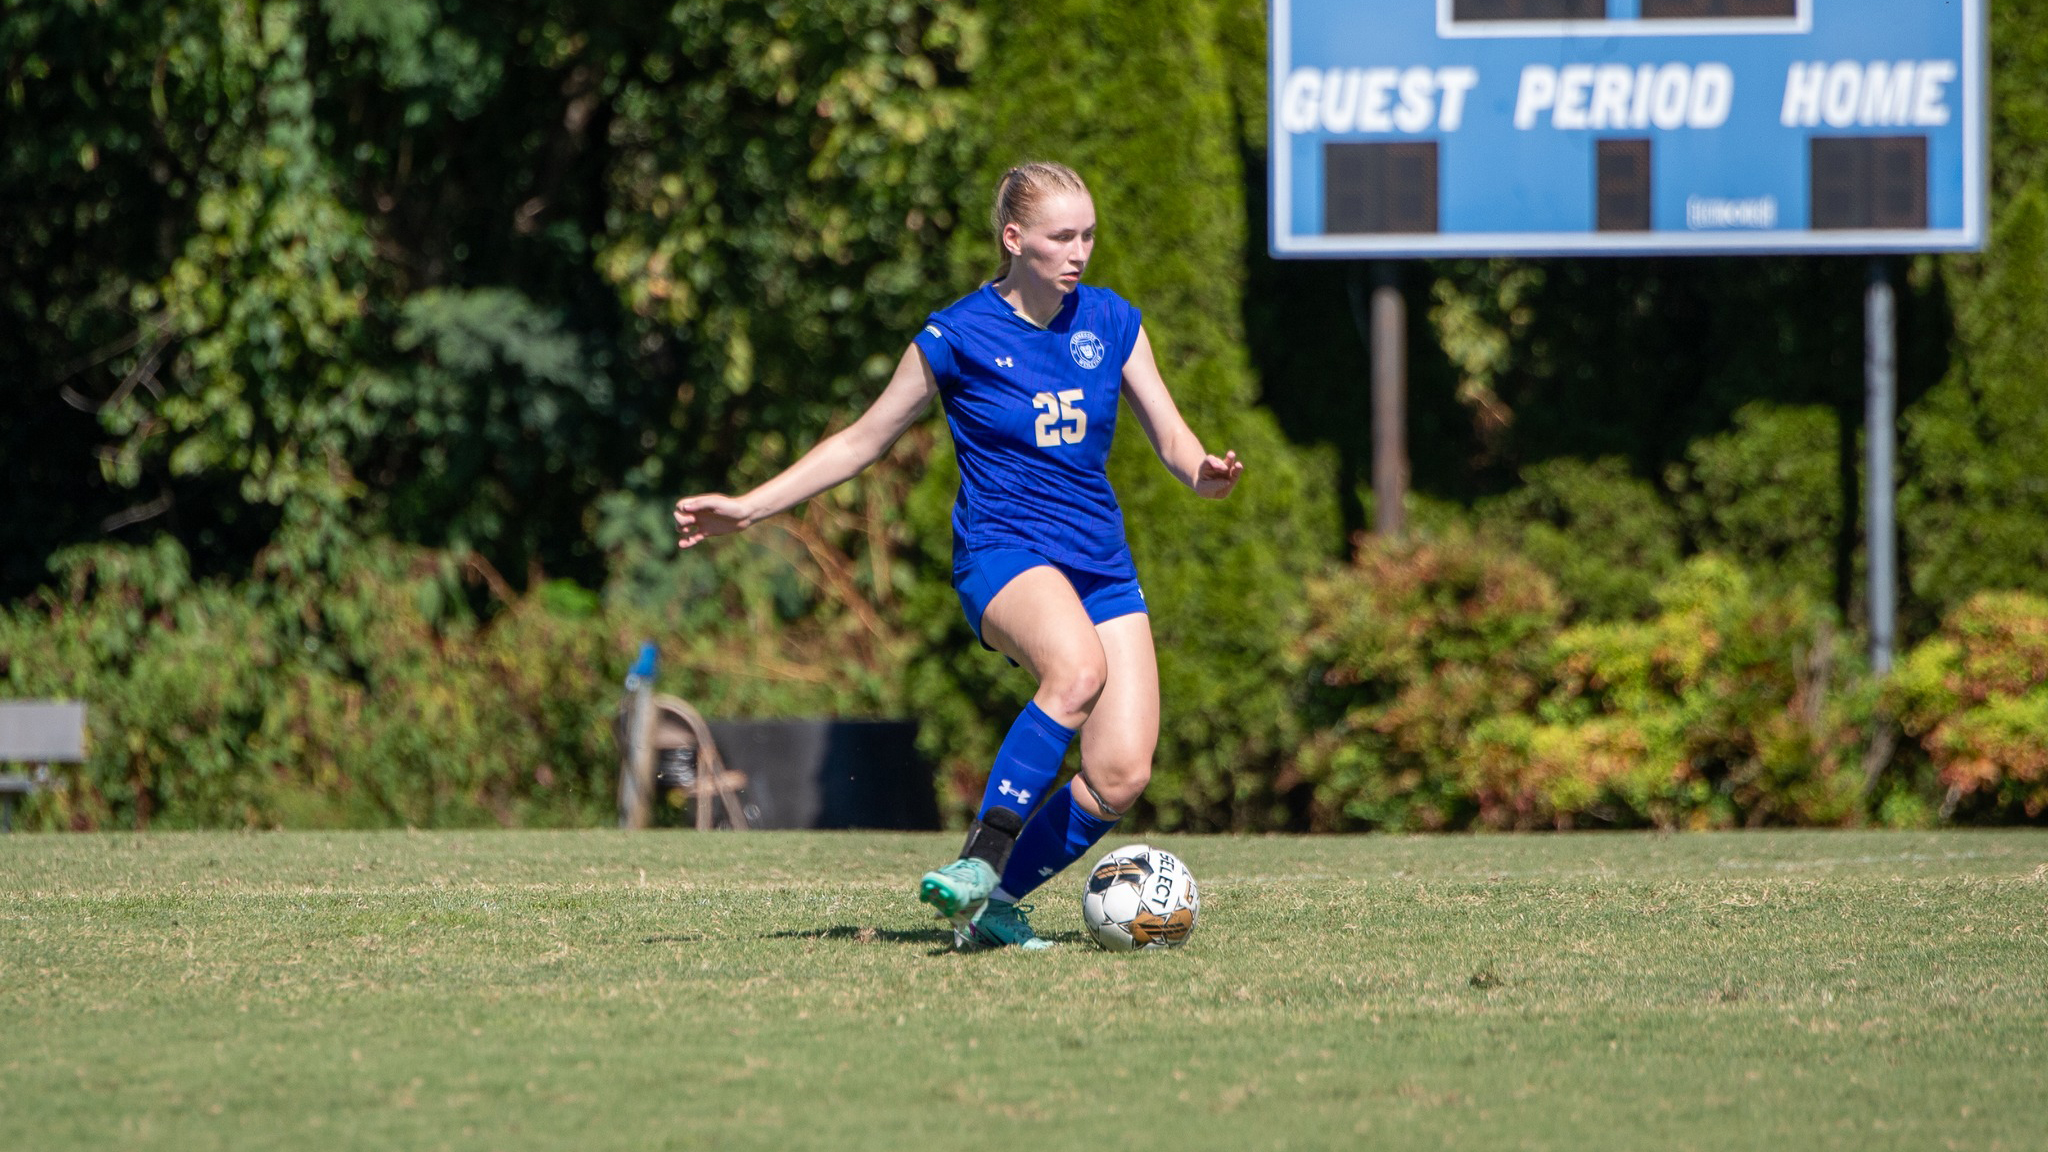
[
  {"xmin": 997, "ymin": 779, "xmax": 1032, "ymax": 806},
  {"xmin": 994, "ymin": 356, "xmax": 1015, "ymax": 368},
  {"xmin": 1069, "ymin": 329, "xmax": 1105, "ymax": 369}
]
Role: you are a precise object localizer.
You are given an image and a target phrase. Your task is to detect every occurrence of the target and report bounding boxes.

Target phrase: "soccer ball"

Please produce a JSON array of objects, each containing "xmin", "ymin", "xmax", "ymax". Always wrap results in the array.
[{"xmin": 1081, "ymin": 844, "xmax": 1199, "ymax": 952}]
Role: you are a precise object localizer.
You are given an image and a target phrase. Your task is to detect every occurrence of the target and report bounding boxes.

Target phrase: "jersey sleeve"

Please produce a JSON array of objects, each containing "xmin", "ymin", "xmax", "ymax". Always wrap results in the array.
[{"xmin": 912, "ymin": 318, "xmax": 957, "ymax": 384}]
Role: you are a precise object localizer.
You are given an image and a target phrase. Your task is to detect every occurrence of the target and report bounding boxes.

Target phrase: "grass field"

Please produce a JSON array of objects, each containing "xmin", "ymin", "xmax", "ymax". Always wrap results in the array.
[{"xmin": 3, "ymin": 830, "xmax": 2045, "ymax": 1151}]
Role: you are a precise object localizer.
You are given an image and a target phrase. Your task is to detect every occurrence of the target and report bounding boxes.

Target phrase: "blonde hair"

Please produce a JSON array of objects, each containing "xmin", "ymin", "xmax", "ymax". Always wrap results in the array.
[{"xmin": 989, "ymin": 161, "xmax": 1090, "ymax": 283}]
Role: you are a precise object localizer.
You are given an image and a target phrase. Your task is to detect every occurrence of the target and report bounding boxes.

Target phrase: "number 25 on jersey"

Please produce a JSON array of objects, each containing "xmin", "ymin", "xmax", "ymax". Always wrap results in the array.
[{"xmin": 1032, "ymin": 390, "xmax": 1087, "ymax": 448}]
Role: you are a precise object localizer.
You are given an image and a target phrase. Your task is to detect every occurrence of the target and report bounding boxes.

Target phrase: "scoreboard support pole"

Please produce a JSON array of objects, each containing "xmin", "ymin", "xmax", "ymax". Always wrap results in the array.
[
  {"xmin": 1371, "ymin": 261, "xmax": 1408, "ymax": 539},
  {"xmin": 1865, "ymin": 259, "xmax": 1897, "ymax": 676}
]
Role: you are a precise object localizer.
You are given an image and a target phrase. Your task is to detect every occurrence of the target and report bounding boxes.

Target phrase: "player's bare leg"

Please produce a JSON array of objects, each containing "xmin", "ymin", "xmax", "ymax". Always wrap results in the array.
[
  {"xmin": 1073, "ymin": 611, "xmax": 1159, "ymax": 818},
  {"xmin": 919, "ymin": 567, "xmax": 1104, "ymax": 939},
  {"xmin": 963, "ymin": 599, "xmax": 1157, "ymax": 950},
  {"xmin": 980, "ymin": 566, "xmax": 1109, "ymax": 730}
]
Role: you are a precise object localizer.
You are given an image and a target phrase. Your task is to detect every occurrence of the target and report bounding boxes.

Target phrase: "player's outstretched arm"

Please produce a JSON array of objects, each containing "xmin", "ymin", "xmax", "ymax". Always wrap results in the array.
[
  {"xmin": 1120, "ymin": 325, "xmax": 1244, "ymax": 500},
  {"xmin": 674, "ymin": 345, "xmax": 938, "ymax": 548}
]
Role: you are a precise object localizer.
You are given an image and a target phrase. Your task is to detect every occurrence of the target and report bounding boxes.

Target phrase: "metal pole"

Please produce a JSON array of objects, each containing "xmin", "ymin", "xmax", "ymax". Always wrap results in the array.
[
  {"xmin": 1865, "ymin": 259, "xmax": 1897, "ymax": 675},
  {"xmin": 618, "ymin": 641, "xmax": 659, "ymax": 829},
  {"xmin": 1371, "ymin": 261, "xmax": 1409, "ymax": 538},
  {"xmin": 619, "ymin": 679, "xmax": 654, "ymax": 828}
]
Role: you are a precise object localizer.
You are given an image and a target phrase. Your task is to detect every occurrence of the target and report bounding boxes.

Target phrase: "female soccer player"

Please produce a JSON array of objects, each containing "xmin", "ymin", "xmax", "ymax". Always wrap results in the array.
[{"xmin": 673, "ymin": 161, "xmax": 1243, "ymax": 949}]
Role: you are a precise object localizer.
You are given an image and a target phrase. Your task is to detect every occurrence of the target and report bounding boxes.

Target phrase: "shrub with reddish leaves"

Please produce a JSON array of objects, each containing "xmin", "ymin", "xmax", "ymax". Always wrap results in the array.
[
  {"xmin": 1295, "ymin": 544, "xmax": 1872, "ymax": 831},
  {"xmin": 1889, "ymin": 592, "xmax": 2048, "ymax": 820}
]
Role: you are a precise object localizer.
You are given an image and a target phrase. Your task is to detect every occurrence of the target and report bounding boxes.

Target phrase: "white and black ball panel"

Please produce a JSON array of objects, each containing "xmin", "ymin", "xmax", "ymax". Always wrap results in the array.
[{"xmin": 1080, "ymin": 844, "xmax": 1198, "ymax": 951}]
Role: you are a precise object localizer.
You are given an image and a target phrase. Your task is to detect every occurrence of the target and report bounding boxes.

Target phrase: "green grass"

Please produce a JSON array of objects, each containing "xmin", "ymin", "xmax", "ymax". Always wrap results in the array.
[{"xmin": 3, "ymin": 830, "xmax": 2045, "ymax": 1151}]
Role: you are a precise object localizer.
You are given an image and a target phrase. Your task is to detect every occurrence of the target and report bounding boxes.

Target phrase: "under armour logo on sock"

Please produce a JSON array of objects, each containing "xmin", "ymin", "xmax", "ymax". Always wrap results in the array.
[
  {"xmin": 997, "ymin": 779, "xmax": 1031, "ymax": 806},
  {"xmin": 1038, "ymin": 866, "xmax": 1055, "ymax": 877}
]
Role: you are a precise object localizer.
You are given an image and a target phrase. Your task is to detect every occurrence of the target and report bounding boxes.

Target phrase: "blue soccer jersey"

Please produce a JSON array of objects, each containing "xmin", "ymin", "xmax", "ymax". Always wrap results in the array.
[{"xmin": 913, "ymin": 283, "xmax": 1144, "ymax": 578}]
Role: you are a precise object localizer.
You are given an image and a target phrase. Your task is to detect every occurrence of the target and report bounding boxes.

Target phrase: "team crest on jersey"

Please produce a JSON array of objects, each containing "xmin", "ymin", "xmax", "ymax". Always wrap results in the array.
[{"xmin": 1069, "ymin": 329, "xmax": 1106, "ymax": 370}]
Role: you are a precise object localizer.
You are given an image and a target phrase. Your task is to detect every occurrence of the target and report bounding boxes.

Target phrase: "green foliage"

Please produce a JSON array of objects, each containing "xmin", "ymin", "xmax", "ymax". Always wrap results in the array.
[
  {"xmin": 1888, "ymin": 591, "xmax": 2048, "ymax": 821},
  {"xmin": 596, "ymin": 484, "xmax": 918, "ymax": 723},
  {"xmin": 1475, "ymin": 457, "xmax": 1682, "ymax": 621},
  {"xmin": 1295, "ymin": 532, "xmax": 1565, "ymax": 831},
  {"xmin": 9, "ymin": 523, "xmax": 2045, "ymax": 831},
  {"xmin": 1904, "ymin": 195, "xmax": 2048, "ymax": 612},
  {"xmin": 0, "ymin": 539, "xmax": 584, "ymax": 830},
  {"xmin": 2, "ymin": 0, "xmax": 980, "ymax": 593},
  {"xmin": 1502, "ymin": 557, "xmax": 1869, "ymax": 830},
  {"xmin": 594, "ymin": 0, "xmax": 982, "ymax": 493},
  {"xmin": 362, "ymin": 286, "xmax": 615, "ymax": 556},
  {"xmin": 105, "ymin": 1, "xmax": 379, "ymax": 515},
  {"xmin": 0, "ymin": 538, "xmax": 276, "ymax": 829},
  {"xmin": 2, "ymin": 0, "xmax": 320, "ymax": 586},
  {"xmin": 1297, "ymin": 540, "xmax": 1872, "ymax": 832},
  {"xmin": 1668, "ymin": 403, "xmax": 1845, "ymax": 602},
  {"xmin": 0, "ymin": 534, "xmax": 909, "ymax": 832}
]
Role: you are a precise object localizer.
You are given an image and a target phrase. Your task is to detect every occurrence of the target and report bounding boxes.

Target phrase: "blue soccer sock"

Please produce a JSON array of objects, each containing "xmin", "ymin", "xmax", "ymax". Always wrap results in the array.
[
  {"xmin": 976, "ymin": 701, "xmax": 1076, "ymax": 824},
  {"xmin": 995, "ymin": 779, "xmax": 1121, "ymax": 901}
]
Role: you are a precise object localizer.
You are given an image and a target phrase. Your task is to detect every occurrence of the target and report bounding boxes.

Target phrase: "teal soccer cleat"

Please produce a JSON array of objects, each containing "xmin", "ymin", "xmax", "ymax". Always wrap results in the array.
[
  {"xmin": 918, "ymin": 856, "xmax": 998, "ymax": 922},
  {"xmin": 961, "ymin": 899, "xmax": 1055, "ymax": 951}
]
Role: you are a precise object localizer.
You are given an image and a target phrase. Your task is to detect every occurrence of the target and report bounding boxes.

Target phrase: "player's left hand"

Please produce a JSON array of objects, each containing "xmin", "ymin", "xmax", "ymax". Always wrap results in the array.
[{"xmin": 1193, "ymin": 450, "xmax": 1243, "ymax": 499}]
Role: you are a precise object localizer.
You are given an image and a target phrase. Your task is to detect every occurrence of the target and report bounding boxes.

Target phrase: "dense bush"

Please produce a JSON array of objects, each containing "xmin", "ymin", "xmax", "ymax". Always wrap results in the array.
[
  {"xmin": 0, "ymin": 531, "xmax": 906, "ymax": 831},
  {"xmin": 1, "ymin": 539, "xmax": 280, "ymax": 829},
  {"xmin": 1296, "ymin": 538, "xmax": 1875, "ymax": 832},
  {"xmin": 1489, "ymin": 557, "xmax": 1870, "ymax": 830},
  {"xmin": 8, "ymin": 525, "xmax": 2044, "ymax": 832},
  {"xmin": 1669, "ymin": 404, "xmax": 1846, "ymax": 603},
  {"xmin": 1889, "ymin": 591, "xmax": 2048, "ymax": 820},
  {"xmin": 1474, "ymin": 457, "xmax": 1681, "ymax": 621},
  {"xmin": 1294, "ymin": 532, "xmax": 1564, "ymax": 831}
]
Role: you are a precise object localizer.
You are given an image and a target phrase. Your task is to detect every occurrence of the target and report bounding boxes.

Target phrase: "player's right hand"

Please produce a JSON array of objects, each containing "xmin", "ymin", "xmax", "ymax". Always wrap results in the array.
[{"xmin": 674, "ymin": 494, "xmax": 750, "ymax": 549}]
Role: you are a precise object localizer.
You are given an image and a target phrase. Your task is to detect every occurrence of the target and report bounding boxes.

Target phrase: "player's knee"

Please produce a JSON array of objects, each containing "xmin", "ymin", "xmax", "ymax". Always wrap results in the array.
[
  {"xmin": 1112, "ymin": 760, "xmax": 1153, "ymax": 801},
  {"xmin": 1041, "ymin": 653, "xmax": 1107, "ymax": 721},
  {"xmin": 1089, "ymin": 746, "xmax": 1153, "ymax": 806},
  {"xmin": 1089, "ymin": 737, "xmax": 1155, "ymax": 783}
]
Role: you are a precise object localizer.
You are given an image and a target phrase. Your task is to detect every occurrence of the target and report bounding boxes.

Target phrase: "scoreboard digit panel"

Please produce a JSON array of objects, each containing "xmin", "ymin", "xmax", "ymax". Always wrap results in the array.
[
  {"xmin": 1453, "ymin": 0, "xmax": 1605, "ymax": 19},
  {"xmin": 1450, "ymin": 1, "xmax": 1801, "ymax": 21},
  {"xmin": 1639, "ymin": 2, "xmax": 1799, "ymax": 18},
  {"xmin": 1270, "ymin": 0, "xmax": 1985, "ymax": 257}
]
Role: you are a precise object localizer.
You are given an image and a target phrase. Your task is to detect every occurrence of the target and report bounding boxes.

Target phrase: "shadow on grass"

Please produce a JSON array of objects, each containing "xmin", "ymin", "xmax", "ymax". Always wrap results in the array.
[
  {"xmin": 762, "ymin": 924, "xmax": 955, "ymax": 954},
  {"xmin": 762, "ymin": 923, "xmax": 1096, "ymax": 955},
  {"xmin": 640, "ymin": 923, "xmax": 1097, "ymax": 955}
]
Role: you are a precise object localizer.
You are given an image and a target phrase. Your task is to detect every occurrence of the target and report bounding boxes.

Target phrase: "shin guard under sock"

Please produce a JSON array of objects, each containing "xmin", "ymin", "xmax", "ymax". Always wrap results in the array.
[
  {"xmin": 958, "ymin": 805, "xmax": 1025, "ymax": 874},
  {"xmin": 977, "ymin": 701, "xmax": 1076, "ymax": 821},
  {"xmin": 996, "ymin": 781, "xmax": 1120, "ymax": 900}
]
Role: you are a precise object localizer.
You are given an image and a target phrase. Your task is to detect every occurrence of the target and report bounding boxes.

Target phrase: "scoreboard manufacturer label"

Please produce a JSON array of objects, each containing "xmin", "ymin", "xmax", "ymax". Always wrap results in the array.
[{"xmin": 1269, "ymin": 0, "xmax": 1986, "ymax": 257}]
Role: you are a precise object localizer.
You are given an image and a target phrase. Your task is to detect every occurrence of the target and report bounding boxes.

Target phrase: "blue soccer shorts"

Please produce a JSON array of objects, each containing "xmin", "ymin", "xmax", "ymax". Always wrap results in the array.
[{"xmin": 954, "ymin": 548, "xmax": 1147, "ymax": 652}]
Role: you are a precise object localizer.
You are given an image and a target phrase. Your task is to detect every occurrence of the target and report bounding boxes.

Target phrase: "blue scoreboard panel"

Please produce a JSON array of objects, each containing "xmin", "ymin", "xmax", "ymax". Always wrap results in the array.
[{"xmin": 1269, "ymin": 0, "xmax": 1985, "ymax": 257}]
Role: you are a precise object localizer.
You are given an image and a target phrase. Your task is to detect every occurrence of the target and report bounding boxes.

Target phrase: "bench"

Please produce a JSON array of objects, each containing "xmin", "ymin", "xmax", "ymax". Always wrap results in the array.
[{"xmin": 0, "ymin": 701, "xmax": 85, "ymax": 832}]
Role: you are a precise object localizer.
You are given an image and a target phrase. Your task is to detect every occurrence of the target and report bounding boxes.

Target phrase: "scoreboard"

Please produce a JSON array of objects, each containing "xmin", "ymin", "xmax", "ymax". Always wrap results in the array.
[{"xmin": 1268, "ymin": 0, "xmax": 1986, "ymax": 257}]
